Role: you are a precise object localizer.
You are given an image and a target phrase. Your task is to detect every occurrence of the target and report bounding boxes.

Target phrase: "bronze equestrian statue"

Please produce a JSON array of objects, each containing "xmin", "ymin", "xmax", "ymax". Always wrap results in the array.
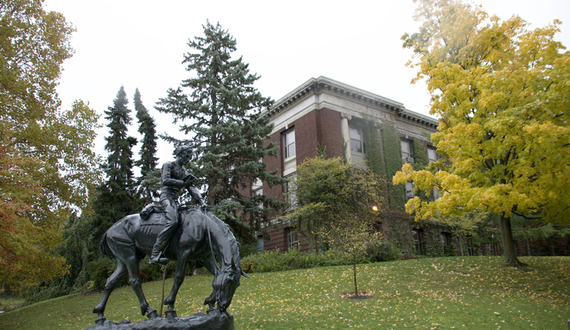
[
  {"xmin": 150, "ymin": 144, "xmax": 208, "ymax": 265},
  {"xmin": 92, "ymin": 146, "xmax": 248, "ymax": 325}
]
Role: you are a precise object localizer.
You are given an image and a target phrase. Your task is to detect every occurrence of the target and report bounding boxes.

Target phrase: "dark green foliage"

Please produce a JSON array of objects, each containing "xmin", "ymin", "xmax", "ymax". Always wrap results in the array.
[
  {"xmin": 134, "ymin": 88, "xmax": 159, "ymax": 203},
  {"xmin": 411, "ymin": 138, "xmax": 431, "ymax": 201},
  {"xmin": 379, "ymin": 208, "xmax": 415, "ymax": 255},
  {"xmin": 241, "ymin": 244, "xmax": 401, "ymax": 274},
  {"xmin": 156, "ymin": 21, "xmax": 285, "ymax": 241},
  {"xmin": 363, "ymin": 120, "xmax": 385, "ymax": 177},
  {"xmin": 240, "ymin": 249, "xmax": 355, "ymax": 273},
  {"xmin": 366, "ymin": 241, "xmax": 402, "ymax": 262},
  {"xmin": 380, "ymin": 122, "xmax": 407, "ymax": 211},
  {"xmin": 91, "ymin": 87, "xmax": 140, "ymax": 250},
  {"xmin": 412, "ymin": 138, "xmax": 429, "ymax": 170}
]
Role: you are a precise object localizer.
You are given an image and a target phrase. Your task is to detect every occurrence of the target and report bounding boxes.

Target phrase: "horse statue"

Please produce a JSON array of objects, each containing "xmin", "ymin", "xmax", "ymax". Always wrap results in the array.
[{"xmin": 92, "ymin": 205, "xmax": 249, "ymax": 324}]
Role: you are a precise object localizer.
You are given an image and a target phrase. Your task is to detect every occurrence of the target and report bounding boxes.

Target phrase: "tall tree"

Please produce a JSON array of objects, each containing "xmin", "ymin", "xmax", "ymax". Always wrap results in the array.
[
  {"xmin": 395, "ymin": 0, "xmax": 570, "ymax": 267},
  {"xmin": 91, "ymin": 87, "xmax": 139, "ymax": 247},
  {"xmin": 156, "ymin": 21, "xmax": 284, "ymax": 241},
  {"xmin": 0, "ymin": 0, "xmax": 101, "ymax": 288},
  {"xmin": 134, "ymin": 88, "xmax": 159, "ymax": 204}
]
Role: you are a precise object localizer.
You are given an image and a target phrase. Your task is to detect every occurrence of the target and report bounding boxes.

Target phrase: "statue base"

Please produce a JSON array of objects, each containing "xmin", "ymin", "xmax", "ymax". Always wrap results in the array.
[{"xmin": 86, "ymin": 309, "xmax": 233, "ymax": 330}]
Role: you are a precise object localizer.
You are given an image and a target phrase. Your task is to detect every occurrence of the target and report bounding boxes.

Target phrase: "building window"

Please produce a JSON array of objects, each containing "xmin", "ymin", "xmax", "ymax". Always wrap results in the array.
[
  {"xmin": 252, "ymin": 186, "xmax": 263, "ymax": 208},
  {"xmin": 412, "ymin": 229, "xmax": 424, "ymax": 255},
  {"xmin": 286, "ymin": 227, "xmax": 299, "ymax": 250},
  {"xmin": 405, "ymin": 182, "xmax": 414, "ymax": 199},
  {"xmin": 256, "ymin": 235, "xmax": 264, "ymax": 251},
  {"xmin": 283, "ymin": 129, "xmax": 296, "ymax": 159},
  {"xmin": 427, "ymin": 147, "xmax": 437, "ymax": 163},
  {"xmin": 441, "ymin": 232, "xmax": 451, "ymax": 247},
  {"xmin": 401, "ymin": 139, "xmax": 413, "ymax": 163},
  {"xmin": 285, "ymin": 174, "xmax": 297, "ymax": 208},
  {"xmin": 427, "ymin": 147, "xmax": 441, "ymax": 200},
  {"xmin": 432, "ymin": 188, "xmax": 442, "ymax": 200},
  {"xmin": 349, "ymin": 126, "xmax": 365, "ymax": 153}
]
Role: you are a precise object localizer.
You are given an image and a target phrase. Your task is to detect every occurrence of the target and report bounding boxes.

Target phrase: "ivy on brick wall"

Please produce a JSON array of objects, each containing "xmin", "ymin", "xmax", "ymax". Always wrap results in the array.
[
  {"xmin": 363, "ymin": 120, "xmax": 384, "ymax": 177},
  {"xmin": 412, "ymin": 138, "xmax": 431, "ymax": 202},
  {"xmin": 412, "ymin": 139, "xmax": 429, "ymax": 171},
  {"xmin": 362, "ymin": 120, "xmax": 414, "ymax": 255},
  {"xmin": 379, "ymin": 122, "xmax": 407, "ymax": 212}
]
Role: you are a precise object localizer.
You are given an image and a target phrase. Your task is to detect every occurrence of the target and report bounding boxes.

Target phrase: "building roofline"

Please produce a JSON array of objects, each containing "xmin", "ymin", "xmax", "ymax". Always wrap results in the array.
[{"xmin": 260, "ymin": 76, "xmax": 439, "ymax": 128}]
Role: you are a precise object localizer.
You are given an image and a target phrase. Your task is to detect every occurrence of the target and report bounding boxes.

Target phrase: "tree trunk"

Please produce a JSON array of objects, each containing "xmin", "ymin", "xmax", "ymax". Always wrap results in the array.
[
  {"xmin": 548, "ymin": 238, "xmax": 556, "ymax": 256},
  {"xmin": 353, "ymin": 256, "xmax": 358, "ymax": 296},
  {"xmin": 526, "ymin": 239, "xmax": 531, "ymax": 256},
  {"xmin": 458, "ymin": 237, "xmax": 464, "ymax": 257},
  {"xmin": 479, "ymin": 228, "xmax": 487, "ymax": 256},
  {"xmin": 499, "ymin": 214, "xmax": 527, "ymax": 268}
]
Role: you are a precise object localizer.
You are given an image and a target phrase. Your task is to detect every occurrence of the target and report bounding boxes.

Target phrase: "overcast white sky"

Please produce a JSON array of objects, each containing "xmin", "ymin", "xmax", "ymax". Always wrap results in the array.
[{"xmin": 44, "ymin": 0, "xmax": 570, "ymax": 164}]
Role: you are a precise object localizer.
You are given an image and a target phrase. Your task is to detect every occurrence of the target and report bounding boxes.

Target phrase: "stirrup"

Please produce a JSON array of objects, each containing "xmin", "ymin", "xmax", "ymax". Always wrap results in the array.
[{"xmin": 149, "ymin": 251, "xmax": 170, "ymax": 265}]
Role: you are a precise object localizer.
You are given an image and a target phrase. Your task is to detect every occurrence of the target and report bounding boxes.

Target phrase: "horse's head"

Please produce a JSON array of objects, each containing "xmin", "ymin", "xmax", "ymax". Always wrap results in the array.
[{"xmin": 212, "ymin": 262, "xmax": 247, "ymax": 311}]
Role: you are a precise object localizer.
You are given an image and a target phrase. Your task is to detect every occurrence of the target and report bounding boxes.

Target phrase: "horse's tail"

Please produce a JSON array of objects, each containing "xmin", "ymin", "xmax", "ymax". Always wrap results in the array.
[{"xmin": 99, "ymin": 233, "xmax": 115, "ymax": 259}]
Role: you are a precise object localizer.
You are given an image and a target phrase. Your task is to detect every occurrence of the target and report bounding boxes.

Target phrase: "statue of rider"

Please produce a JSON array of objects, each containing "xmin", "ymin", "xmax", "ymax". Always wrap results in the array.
[{"xmin": 149, "ymin": 144, "xmax": 209, "ymax": 265}]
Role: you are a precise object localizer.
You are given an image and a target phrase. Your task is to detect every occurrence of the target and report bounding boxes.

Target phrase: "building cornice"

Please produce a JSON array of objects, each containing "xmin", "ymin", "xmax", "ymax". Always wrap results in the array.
[{"xmin": 260, "ymin": 76, "xmax": 439, "ymax": 129}]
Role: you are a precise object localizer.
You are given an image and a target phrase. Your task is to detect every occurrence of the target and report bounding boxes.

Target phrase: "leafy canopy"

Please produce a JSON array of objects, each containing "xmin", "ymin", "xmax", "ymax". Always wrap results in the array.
[
  {"xmin": 0, "ymin": 0, "xmax": 101, "ymax": 288},
  {"xmin": 395, "ymin": 0, "xmax": 570, "ymax": 224},
  {"xmin": 280, "ymin": 153, "xmax": 383, "ymax": 251}
]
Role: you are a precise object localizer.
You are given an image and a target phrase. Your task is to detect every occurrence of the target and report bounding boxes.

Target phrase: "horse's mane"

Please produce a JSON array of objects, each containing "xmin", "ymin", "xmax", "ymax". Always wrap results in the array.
[{"xmin": 203, "ymin": 212, "xmax": 242, "ymax": 270}]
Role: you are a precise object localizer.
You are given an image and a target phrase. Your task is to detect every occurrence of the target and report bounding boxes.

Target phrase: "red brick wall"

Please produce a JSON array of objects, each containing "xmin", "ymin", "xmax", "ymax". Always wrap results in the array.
[
  {"xmin": 316, "ymin": 108, "xmax": 343, "ymax": 158},
  {"xmin": 294, "ymin": 110, "xmax": 319, "ymax": 163}
]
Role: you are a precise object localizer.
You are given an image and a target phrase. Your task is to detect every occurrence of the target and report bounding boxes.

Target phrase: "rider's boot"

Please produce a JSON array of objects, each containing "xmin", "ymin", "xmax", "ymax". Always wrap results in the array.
[{"xmin": 149, "ymin": 244, "xmax": 169, "ymax": 265}]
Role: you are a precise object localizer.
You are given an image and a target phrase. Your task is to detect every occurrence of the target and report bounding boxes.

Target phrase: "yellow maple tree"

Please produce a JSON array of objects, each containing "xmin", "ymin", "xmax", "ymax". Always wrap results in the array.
[{"xmin": 394, "ymin": 0, "xmax": 570, "ymax": 267}]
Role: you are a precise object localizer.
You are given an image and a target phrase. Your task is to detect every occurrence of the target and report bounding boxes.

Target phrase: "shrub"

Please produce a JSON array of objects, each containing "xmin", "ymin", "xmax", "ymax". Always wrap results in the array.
[
  {"xmin": 367, "ymin": 241, "xmax": 402, "ymax": 262},
  {"xmin": 241, "ymin": 248, "xmax": 366, "ymax": 273}
]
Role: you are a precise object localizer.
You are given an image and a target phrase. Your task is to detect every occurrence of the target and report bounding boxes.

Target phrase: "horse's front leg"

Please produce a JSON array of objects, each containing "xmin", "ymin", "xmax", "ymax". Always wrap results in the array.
[
  {"xmin": 164, "ymin": 253, "xmax": 190, "ymax": 314},
  {"xmin": 202, "ymin": 257, "xmax": 219, "ymax": 312},
  {"xmin": 93, "ymin": 260, "xmax": 128, "ymax": 324}
]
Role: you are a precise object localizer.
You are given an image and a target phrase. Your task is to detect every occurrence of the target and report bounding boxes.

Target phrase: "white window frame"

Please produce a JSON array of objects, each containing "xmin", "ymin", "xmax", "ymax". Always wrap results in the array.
[
  {"xmin": 283, "ymin": 128, "xmax": 296, "ymax": 159},
  {"xmin": 285, "ymin": 173, "xmax": 297, "ymax": 208},
  {"xmin": 427, "ymin": 147, "xmax": 438, "ymax": 163},
  {"xmin": 401, "ymin": 139, "xmax": 413, "ymax": 163},
  {"xmin": 286, "ymin": 227, "xmax": 299, "ymax": 250},
  {"xmin": 349, "ymin": 126, "xmax": 365, "ymax": 154}
]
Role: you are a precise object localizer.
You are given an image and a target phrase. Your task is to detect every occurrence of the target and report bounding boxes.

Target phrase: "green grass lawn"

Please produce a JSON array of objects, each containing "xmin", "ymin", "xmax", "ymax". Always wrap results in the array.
[{"xmin": 0, "ymin": 256, "xmax": 568, "ymax": 329}]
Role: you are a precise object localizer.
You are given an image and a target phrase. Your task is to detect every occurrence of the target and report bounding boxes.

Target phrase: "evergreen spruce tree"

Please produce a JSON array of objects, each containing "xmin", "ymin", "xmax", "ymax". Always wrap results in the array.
[
  {"xmin": 134, "ymin": 88, "xmax": 160, "ymax": 204},
  {"xmin": 156, "ymin": 21, "xmax": 284, "ymax": 242},
  {"xmin": 91, "ymin": 86, "xmax": 139, "ymax": 249}
]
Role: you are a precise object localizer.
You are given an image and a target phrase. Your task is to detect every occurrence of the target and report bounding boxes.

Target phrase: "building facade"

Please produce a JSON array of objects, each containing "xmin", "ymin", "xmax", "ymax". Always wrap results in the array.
[{"xmin": 253, "ymin": 77, "xmax": 440, "ymax": 253}]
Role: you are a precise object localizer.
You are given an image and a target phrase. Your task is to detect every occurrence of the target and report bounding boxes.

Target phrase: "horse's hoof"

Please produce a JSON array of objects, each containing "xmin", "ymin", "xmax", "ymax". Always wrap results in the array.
[
  {"xmin": 95, "ymin": 314, "xmax": 106, "ymax": 325},
  {"xmin": 165, "ymin": 308, "xmax": 177, "ymax": 320},
  {"xmin": 147, "ymin": 309, "xmax": 158, "ymax": 319}
]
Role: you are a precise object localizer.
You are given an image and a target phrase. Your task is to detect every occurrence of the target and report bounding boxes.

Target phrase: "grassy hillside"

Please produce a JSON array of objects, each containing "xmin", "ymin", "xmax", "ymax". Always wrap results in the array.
[{"xmin": 0, "ymin": 256, "xmax": 568, "ymax": 329}]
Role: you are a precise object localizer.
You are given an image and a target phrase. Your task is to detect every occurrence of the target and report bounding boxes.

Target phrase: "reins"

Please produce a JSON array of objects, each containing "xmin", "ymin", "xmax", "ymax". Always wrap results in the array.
[{"xmin": 205, "ymin": 211, "xmax": 221, "ymax": 276}]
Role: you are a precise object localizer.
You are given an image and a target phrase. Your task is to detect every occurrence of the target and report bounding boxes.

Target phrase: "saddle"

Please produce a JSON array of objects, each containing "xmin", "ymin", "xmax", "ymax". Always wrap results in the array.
[{"xmin": 139, "ymin": 203, "xmax": 194, "ymax": 221}]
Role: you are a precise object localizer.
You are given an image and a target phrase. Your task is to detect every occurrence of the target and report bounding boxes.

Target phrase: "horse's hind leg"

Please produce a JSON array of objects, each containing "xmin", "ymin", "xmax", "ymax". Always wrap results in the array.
[
  {"xmin": 124, "ymin": 255, "xmax": 158, "ymax": 319},
  {"xmin": 93, "ymin": 260, "xmax": 128, "ymax": 323}
]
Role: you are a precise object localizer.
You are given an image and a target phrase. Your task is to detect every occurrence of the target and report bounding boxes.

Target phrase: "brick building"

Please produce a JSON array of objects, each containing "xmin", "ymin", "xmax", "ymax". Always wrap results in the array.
[{"xmin": 253, "ymin": 76, "xmax": 440, "ymax": 253}]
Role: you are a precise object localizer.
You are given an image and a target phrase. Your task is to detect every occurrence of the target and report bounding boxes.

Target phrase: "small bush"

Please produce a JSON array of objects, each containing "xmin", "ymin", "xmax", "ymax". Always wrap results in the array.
[
  {"xmin": 88, "ymin": 258, "xmax": 122, "ymax": 290},
  {"xmin": 367, "ymin": 241, "xmax": 402, "ymax": 262},
  {"xmin": 242, "ymin": 248, "xmax": 362, "ymax": 273}
]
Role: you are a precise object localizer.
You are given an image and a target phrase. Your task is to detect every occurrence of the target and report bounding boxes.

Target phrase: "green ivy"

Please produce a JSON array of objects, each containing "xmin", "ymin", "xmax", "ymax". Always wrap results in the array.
[
  {"xmin": 363, "ymin": 120, "xmax": 384, "ymax": 177},
  {"xmin": 412, "ymin": 138, "xmax": 429, "ymax": 171},
  {"xmin": 411, "ymin": 138, "xmax": 431, "ymax": 202},
  {"xmin": 380, "ymin": 122, "xmax": 407, "ymax": 211}
]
